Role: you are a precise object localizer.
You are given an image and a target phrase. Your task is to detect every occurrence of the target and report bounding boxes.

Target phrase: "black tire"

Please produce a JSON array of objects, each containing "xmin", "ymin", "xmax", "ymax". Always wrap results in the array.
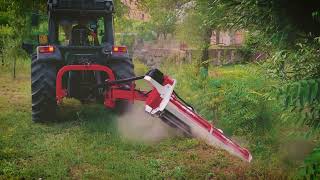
[
  {"xmin": 108, "ymin": 57, "xmax": 135, "ymax": 114},
  {"xmin": 108, "ymin": 57, "xmax": 135, "ymax": 80},
  {"xmin": 31, "ymin": 54, "xmax": 57, "ymax": 122}
]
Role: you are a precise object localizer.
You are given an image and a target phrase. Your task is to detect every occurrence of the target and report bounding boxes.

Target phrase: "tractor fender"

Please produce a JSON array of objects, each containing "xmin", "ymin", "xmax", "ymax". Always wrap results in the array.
[
  {"xmin": 36, "ymin": 45, "xmax": 63, "ymax": 63},
  {"xmin": 107, "ymin": 53, "xmax": 131, "ymax": 62},
  {"xmin": 108, "ymin": 56, "xmax": 132, "ymax": 62}
]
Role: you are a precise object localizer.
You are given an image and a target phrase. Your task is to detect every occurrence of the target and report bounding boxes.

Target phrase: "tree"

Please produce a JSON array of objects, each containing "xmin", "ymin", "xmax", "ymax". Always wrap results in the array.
[
  {"xmin": 176, "ymin": 0, "xmax": 228, "ymax": 71},
  {"xmin": 138, "ymin": 0, "xmax": 187, "ymax": 39}
]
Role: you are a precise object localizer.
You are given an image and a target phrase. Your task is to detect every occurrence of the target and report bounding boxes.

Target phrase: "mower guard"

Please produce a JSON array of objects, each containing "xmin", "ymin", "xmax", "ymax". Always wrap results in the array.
[{"xmin": 56, "ymin": 65, "xmax": 252, "ymax": 162}]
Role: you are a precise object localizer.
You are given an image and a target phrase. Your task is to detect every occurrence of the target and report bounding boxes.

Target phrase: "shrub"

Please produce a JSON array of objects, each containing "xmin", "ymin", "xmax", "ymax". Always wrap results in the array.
[
  {"xmin": 270, "ymin": 39, "xmax": 320, "ymax": 178},
  {"xmin": 265, "ymin": 42, "xmax": 320, "ymax": 81},
  {"xmin": 298, "ymin": 147, "xmax": 320, "ymax": 179}
]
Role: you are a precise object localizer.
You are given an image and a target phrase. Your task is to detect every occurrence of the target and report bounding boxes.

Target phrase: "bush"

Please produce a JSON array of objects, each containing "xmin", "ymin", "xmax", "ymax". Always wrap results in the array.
[
  {"xmin": 298, "ymin": 147, "xmax": 320, "ymax": 179},
  {"xmin": 238, "ymin": 31, "xmax": 272, "ymax": 63},
  {"xmin": 265, "ymin": 41, "xmax": 320, "ymax": 81},
  {"xmin": 264, "ymin": 38, "xmax": 320, "ymax": 178}
]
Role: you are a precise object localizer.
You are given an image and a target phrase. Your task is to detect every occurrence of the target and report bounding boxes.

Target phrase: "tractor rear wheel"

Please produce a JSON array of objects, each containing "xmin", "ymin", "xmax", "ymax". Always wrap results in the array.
[
  {"xmin": 108, "ymin": 57, "xmax": 135, "ymax": 80},
  {"xmin": 31, "ymin": 54, "xmax": 57, "ymax": 122},
  {"xmin": 108, "ymin": 58, "xmax": 135, "ymax": 114}
]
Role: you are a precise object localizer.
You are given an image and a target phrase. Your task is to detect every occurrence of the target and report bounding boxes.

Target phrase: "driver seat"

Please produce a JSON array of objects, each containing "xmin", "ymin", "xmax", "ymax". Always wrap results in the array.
[{"xmin": 70, "ymin": 25, "xmax": 90, "ymax": 46}]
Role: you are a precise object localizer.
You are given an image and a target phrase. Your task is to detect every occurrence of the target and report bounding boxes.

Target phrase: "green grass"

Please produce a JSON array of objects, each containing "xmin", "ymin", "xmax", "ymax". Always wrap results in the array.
[{"xmin": 0, "ymin": 65, "xmax": 290, "ymax": 179}]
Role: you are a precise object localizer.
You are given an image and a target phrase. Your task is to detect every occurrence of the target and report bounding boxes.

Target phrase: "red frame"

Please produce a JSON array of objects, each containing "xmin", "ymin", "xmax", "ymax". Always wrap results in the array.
[
  {"xmin": 56, "ymin": 64, "xmax": 115, "ymax": 103},
  {"xmin": 104, "ymin": 87, "xmax": 147, "ymax": 108},
  {"xmin": 56, "ymin": 64, "xmax": 147, "ymax": 106}
]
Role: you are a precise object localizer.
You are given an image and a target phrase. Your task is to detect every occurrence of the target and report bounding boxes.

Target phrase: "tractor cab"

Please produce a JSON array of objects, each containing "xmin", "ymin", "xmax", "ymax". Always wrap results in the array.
[
  {"xmin": 45, "ymin": 0, "xmax": 124, "ymax": 63},
  {"xmin": 47, "ymin": 0, "xmax": 115, "ymax": 46}
]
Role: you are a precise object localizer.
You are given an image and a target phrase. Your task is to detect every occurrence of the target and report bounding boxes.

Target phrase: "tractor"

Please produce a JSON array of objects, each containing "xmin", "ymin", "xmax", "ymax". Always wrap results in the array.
[
  {"xmin": 29, "ymin": 0, "xmax": 252, "ymax": 162},
  {"xmin": 32, "ymin": 0, "xmax": 134, "ymax": 122}
]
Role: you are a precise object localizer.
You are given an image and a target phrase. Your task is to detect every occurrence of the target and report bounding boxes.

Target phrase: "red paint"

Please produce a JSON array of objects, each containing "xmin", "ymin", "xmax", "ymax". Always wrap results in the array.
[
  {"xmin": 163, "ymin": 76, "xmax": 174, "ymax": 85},
  {"xmin": 170, "ymin": 96, "xmax": 251, "ymax": 161},
  {"xmin": 38, "ymin": 45, "xmax": 55, "ymax": 53},
  {"xmin": 105, "ymin": 88, "xmax": 147, "ymax": 107},
  {"xmin": 112, "ymin": 46, "xmax": 127, "ymax": 53},
  {"xmin": 56, "ymin": 64, "xmax": 115, "ymax": 103},
  {"xmin": 145, "ymin": 76, "xmax": 174, "ymax": 112},
  {"xmin": 145, "ymin": 88, "xmax": 162, "ymax": 109}
]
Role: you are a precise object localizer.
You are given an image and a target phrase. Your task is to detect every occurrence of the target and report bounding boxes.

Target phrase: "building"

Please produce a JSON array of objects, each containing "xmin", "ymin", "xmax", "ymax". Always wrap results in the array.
[{"xmin": 211, "ymin": 30, "xmax": 245, "ymax": 46}]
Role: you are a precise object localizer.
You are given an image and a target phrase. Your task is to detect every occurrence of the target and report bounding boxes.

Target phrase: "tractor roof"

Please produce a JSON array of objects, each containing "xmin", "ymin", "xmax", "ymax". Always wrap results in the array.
[{"xmin": 48, "ymin": 0, "xmax": 114, "ymax": 14}]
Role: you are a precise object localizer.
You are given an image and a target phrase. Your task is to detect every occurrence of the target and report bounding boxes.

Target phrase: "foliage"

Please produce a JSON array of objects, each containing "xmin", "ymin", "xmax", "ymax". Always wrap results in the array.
[
  {"xmin": 238, "ymin": 31, "xmax": 273, "ymax": 62},
  {"xmin": 279, "ymin": 79, "xmax": 320, "ymax": 132},
  {"xmin": 299, "ymin": 147, "xmax": 320, "ymax": 179},
  {"xmin": 265, "ymin": 42, "xmax": 320, "ymax": 81},
  {"xmin": 116, "ymin": 33, "xmax": 136, "ymax": 54},
  {"xmin": 133, "ymin": 58, "xmax": 149, "ymax": 76},
  {"xmin": 133, "ymin": 21, "xmax": 157, "ymax": 42},
  {"xmin": 218, "ymin": 0, "xmax": 320, "ymax": 41},
  {"xmin": 115, "ymin": 19, "xmax": 156, "ymax": 51},
  {"xmin": 271, "ymin": 40, "xmax": 320, "ymax": 178},
  {"xmin": 175, "ymin": 10, "xmax": 203, "ymax": 48},
  {"xmin": 176, "ymin": 0, "xmax": 227, "ymax": 68},
  {"xmin": 218, "ymin": 79, "xmax": 275, "ymax": 136},
  {"xmin": 138, "ymin": 0, "xmax": 186, "ymax": 39}
]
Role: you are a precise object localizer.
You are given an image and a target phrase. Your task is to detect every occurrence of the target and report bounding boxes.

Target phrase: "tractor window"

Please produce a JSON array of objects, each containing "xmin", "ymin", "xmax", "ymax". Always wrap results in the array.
[
  {"xmin": 97, "ymin": 18, "xmax": 105, "ymax": 44},
  {"xmin": 58, "ymin": 18, "xmax": 105, "ymax": 46},
  {"xmin": 58, "ymin": 20, "xmax": 73, "ymax": 46}
]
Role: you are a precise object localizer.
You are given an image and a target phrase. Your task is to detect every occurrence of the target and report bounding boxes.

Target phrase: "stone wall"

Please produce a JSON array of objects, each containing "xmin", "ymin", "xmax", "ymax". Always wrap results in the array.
[
  {"xmin": 133, "ymin": 47, "xmax": 242, "ymax": 68},
  {"xmin": 133, "ymin": 48, "xmax": 186, "ymax": 68}
]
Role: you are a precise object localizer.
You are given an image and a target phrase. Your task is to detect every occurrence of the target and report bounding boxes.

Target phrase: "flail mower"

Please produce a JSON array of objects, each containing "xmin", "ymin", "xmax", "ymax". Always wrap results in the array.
[{"xmin": 31, "ymin": 0, "xmax": 252, "ymax": 162}]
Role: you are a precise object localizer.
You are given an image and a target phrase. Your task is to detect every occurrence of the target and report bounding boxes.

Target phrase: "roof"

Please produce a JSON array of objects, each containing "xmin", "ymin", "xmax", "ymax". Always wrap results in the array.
[{"xmin": 48, "ymin": 0, "xmax": 114, "ymax": 14}]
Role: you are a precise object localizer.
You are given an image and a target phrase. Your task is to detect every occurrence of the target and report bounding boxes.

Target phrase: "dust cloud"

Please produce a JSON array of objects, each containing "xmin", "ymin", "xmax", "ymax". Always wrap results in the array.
[{"xmin": 117, "ymin": 102, "xmax": 181, "ymax": 144}]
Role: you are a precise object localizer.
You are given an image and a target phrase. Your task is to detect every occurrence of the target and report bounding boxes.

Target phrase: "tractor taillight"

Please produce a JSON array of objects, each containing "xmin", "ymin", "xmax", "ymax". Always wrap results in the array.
[
  {"xmin": 112, "ymin": 46, "xmax": 127, "ymax": 53},
  {"xmin": 38, "ymin": 46, "xmax": 55, "ymax": 54}
]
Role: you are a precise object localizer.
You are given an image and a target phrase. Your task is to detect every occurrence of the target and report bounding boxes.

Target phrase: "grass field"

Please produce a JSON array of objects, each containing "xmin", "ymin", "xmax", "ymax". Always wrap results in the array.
[{"xmin": 0, "ymin": 65, "xmax": 287, "ymax": 179}]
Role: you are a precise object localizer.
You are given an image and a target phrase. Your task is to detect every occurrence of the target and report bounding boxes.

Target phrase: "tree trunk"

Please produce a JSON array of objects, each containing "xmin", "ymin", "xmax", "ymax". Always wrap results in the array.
[
  {"xmin": 0, "ymin": 50, "xmax": 4, "ymax": 66},
  {"xmin": 13, "ymin": 55, "xmax": 16, "ymax": 79},
  {"xmin": 163, "ymin": 33, "xmax": 167, "ymax": 40},
  {"xmin": 200, "ymin": 28, "xmax": 212, "ymax": 71}
]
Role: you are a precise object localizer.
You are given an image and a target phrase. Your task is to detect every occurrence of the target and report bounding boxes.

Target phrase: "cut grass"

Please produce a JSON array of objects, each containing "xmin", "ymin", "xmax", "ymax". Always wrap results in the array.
[{"xmin": 0, "ymin": 67, "xmax": 288, "ymax": 179}]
